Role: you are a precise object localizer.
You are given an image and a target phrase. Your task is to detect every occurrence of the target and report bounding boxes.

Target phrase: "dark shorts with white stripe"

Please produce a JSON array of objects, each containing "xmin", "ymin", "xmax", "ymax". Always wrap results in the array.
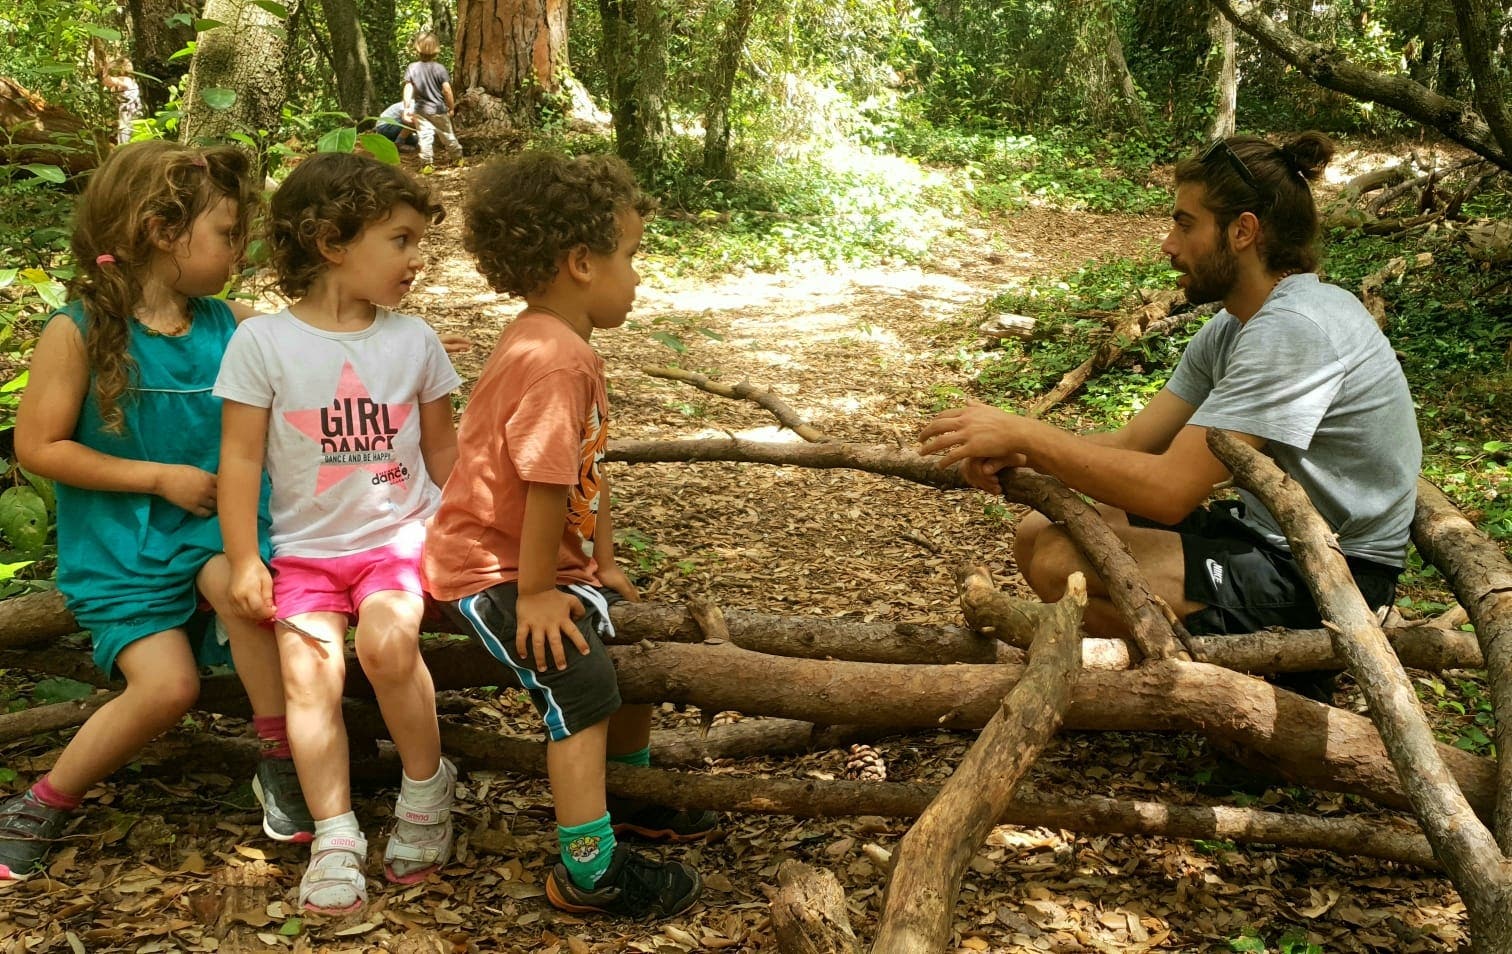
[
  {"xmin": 1129, "ymin": 500, "xmax": 1400, "ymax": 636},
  {"xmin": 440, "ymin": 582, "xmax": 623, "ymax": 741}
]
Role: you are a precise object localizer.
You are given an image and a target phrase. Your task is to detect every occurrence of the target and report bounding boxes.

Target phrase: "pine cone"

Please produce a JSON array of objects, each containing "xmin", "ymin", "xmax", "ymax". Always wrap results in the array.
[{"xmin": 844, "ymin": 743, "xmax": 887, "ymax": 782}]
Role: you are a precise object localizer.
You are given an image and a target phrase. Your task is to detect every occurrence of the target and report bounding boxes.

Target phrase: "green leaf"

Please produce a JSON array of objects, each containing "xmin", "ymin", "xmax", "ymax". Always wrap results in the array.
[
  {"xmin": 200, "ymin": 87, "xmax": 237, "ymax": 110},
  {"xmin": 650, "ymin": 332, "xmax": 687, "ymax": 353},
  {"xmin": 86, "ymin": 25, "xmax": 122, "ymax": 41},
  {"xmin": 0, "ymin": 487, "xmax": 48, "ymax": 553},
  {"xmin": 194, "ymin": 18, "xmax": 227, "ymax": 30},
  {"xmin": 19, "ymin": 467, "xmax": 54, "ymax": 516},
  {"xmin": 165, "ymin": 12, "xmax": 194, "ymax": 27},
  {"xmin": 32, "ymin": 677, "xmax": 95, "ymax": 704},
  {"xmin": 0, "ymin": 268, "xmax": 17, "ymax": 289},
  {"xmin": 1228, "ymin": 937, "xmax": 1266, "ymax": 953},
  {"xmin": 0, "ymin": 560, "xmax": 34, "ymax": 582},
  {"xmin": 19, "ymin": 164, "xmax": 66, "ymax": 184},
  {"xmin": 696, "ymin": 327, "xmax": 726, "ymax": 342},
  {"xmin": 251, "ymin": 0, "xmax": 291, "ymax": 18},
  {"xmin": 316, "ymin": 127, "xmax": 357, "ymax": 154},
  {"xmin": 168, "ymin": 42, "xmax": 197, "ymax": 62},
  {"xmin": 0, "ymin": 768, "xmax": 16, "ymax": 785},
  {"xmin": 358, "ymin": 132, "xmax": 400, "ymax": 165},
  {"xmin": 278, "ymin": 917, "xmax": 303, "ymax": 936},
  {"xmin": 1484, "ymin": 441, "xmax": 1508, "ymax": 453}
]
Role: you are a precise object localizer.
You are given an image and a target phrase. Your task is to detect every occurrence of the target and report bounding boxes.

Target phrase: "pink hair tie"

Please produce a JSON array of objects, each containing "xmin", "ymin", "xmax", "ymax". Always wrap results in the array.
[
  {"xmin": 96, "ymin": 254, "xmax": 117, "ymax": 265},
  {"xmin": 190, "ymin": 155, "xmax": 208, "ymax": 168}
]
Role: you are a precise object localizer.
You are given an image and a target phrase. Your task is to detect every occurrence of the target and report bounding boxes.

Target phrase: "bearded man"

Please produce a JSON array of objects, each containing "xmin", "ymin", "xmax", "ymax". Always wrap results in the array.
[{"xmin": 920, "ymin": 132, "xmax": 1420, "ymax": 642}]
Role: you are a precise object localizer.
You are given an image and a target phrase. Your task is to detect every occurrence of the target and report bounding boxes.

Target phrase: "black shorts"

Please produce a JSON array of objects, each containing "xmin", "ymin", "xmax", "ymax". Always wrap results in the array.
[
  {"xmin": 441, "ymin": 582, "xmax": 622, "ymax": 741},
  {"xmin": 1130, "ymin": 501, "xmax": 1400, "ymax": 636}
]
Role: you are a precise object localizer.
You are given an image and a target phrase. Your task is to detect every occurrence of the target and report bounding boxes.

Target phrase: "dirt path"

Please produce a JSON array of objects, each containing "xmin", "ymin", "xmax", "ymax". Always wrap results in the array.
[{"xmin": 0, "ymin": 170, "xmax": 1468, "ymax": 953}]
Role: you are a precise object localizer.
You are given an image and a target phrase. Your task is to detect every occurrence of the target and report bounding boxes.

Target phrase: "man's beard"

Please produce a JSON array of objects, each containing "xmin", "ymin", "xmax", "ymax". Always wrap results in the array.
[{"xmin": 1178, "ymin": 232, "xmax": 1238, "ymax": 306}]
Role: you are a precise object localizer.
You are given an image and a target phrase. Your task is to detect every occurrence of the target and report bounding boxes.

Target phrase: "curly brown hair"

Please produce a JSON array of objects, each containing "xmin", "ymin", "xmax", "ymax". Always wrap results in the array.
[
  {"xmin": 463, "ymin": 151, "xmax": 656, "ymax": 298},
  {"xmin": 267, "ymin": 152, "xmax": 444, "ymax": 299},
  {"xmin": 71, "ymin": 140, "xmax": 257, "ymax": 434}
]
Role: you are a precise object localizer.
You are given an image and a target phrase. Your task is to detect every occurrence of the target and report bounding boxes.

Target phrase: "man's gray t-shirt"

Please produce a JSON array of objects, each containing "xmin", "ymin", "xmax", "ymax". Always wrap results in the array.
[{"xmin": 1165, "ymin": 273, "xmax": 1420, "ymax": 567}]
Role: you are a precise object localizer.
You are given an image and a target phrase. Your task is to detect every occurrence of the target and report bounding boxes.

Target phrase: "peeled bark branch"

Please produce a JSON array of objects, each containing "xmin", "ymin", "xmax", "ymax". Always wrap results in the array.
[
  {"xmin": 873, "ymin": 574, "xmax": 1085, "ymax": 952},
  {"xmin": 1210, "ymin": 429, "xmax": 1512, "ymax": 951},
  {"xmin": 644, "ymin": 366, "xmax": 828, "ymax": 442}
]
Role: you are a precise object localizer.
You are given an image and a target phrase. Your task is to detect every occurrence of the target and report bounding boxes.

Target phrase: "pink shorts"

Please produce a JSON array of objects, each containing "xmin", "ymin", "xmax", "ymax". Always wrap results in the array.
[{"xmin": 271, "ymin": 541, "xmax": 425, "ymax": 619}]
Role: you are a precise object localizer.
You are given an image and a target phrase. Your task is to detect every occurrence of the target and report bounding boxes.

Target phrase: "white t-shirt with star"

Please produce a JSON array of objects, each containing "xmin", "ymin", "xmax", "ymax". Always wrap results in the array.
[{"xmin": 214, "ymin": 307, "xmax": 461, "ymax": 559}]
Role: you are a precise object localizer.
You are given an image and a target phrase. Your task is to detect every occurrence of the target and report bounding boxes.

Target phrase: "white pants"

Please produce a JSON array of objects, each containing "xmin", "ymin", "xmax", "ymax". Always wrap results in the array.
[{"xmin": 416, "ymin": 111, "xmax": 462, "ymax": 161}]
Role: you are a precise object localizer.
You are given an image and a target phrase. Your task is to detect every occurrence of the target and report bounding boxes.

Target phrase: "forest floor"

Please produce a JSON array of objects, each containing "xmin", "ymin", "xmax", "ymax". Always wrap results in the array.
[{"xmin": 0, "ymin": 161, "xmax": 1473, "ymax": 954}]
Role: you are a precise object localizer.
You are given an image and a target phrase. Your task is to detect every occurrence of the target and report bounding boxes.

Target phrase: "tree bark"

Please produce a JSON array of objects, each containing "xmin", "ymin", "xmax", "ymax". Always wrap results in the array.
[
  {"xmin": 702, "ymin": 0, "xmax": 759, "ymax": 179},
  {"xmin": 770, "ymin": 862, "xmax": 862, "ymax": 954},
  {"xmin": 1208, "ymin": 8, "xmax": 1237, "ymax": 139},
  {"xmin": 1204, "ymin": 0, "xmax": 1511, "ymax": 170},
  {"xmin": 1449, "ymin": 0, "xmax": 1512, "ymax": 163},
  {"xmin": 873, "ymin": 575, "xmax": 1085, "ymax": 953},
  {"xmin": 1411, "ymin": 478, "xmax": 1512, "ymax": 853},
  {"xmin": 181, "ymin": 0, "xmax": 301, "ymax": 143},
  {"xmin": 597, "ymin": 0, "xmax": 668, "ymax": 172},
  {"xmin": 125, "ymin": 0, "xmax": 196, "ymax": 114},
  {"xmin": 645, "ymin": 365, "xmax": 828, "ymax": 441},
  {"xmin": 1210, "ymin": 429, "xmax": 1512, "ymax": 953},
  {"xmin": 361, "ymin": 0, "xmax": 400, "ymax": 104},
  {"xmin": 0, "ymin": 78, "xmax": 108, "ymax": 174},
  {"xmin": 455, "ymin": 0, "xmax": 567, "ymax": 121},
  {"xmin": 317, "ymin": 0, "xmax": 377, "ymax": 121}
]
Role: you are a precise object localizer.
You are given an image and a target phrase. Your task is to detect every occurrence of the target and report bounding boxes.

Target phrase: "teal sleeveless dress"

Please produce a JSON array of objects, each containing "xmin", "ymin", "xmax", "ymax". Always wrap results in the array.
[{"xmin": 53, "ymin": 298, "xmax": 271, "ymax": 677}]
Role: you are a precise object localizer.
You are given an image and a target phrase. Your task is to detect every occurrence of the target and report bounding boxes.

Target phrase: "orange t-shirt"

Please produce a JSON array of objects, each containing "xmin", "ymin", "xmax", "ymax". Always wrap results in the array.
[{"xmin": 424, "ymin": 312, "xmax": 607, "ymax": 602}]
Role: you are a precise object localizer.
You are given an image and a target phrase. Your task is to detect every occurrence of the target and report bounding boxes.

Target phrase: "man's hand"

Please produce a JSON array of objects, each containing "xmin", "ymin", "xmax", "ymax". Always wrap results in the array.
[
  {"xmin": 960, "ymin": 456, "xmax": 1027, "ymax": 493},
  {"xmin": 155, "ymin": 464, "xmax": 218, "ymax": 517},
  {"xmin": 229, "ymin": 559, "xmax": 275, "ymax": 620},
  {"xmin": 598, "ymin": 564, "xmax": 640, "ymax": 604},
  {"xmin": 919, "ymin": 401, "xmax": 1033, "ymax": 471},
  {"xmin": 515, "ymin": 588, "xmax": 590, "ymax": 671}
]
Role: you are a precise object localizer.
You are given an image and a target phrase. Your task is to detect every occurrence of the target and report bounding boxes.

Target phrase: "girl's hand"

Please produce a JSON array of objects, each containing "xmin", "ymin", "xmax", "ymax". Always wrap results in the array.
[
  {"xmin": 515, "ymin": 588, "xmax": 589, "ymax": 672},
  {"xmin": 598, "ymin": 564, "xmax": 640, "ymax": 603},
  {"xmin": 155, "ymin": 464, "xmax": 218, "ymax": 516},
  {"xmin": 228, "ymin": 560, "xmax": 275, "ymax": 620}
]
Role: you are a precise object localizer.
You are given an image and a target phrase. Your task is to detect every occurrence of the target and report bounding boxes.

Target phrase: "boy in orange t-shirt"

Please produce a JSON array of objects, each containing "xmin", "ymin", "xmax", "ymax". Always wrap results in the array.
[{"xmin": 425, "ymin": 151, "xmax": 713, "ymax": 919}]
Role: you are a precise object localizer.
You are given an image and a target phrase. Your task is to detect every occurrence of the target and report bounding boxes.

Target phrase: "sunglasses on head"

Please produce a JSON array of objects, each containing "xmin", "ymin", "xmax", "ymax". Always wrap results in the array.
[{"xmin": 1201, "ymin": 139, "xmax": 1260, "ymax": 192}]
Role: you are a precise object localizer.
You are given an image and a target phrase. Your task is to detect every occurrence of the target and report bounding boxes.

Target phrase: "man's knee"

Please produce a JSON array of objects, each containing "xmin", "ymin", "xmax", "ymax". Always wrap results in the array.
[{"xmin": 1022, "ymin": 525, "xmax": 1083, "ymax": 601}]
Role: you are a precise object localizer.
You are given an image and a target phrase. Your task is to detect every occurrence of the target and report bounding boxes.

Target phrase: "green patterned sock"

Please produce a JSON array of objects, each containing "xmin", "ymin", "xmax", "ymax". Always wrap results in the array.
[
  {"xmin": 607, "ymin": 745, "xmax": 651, "ymax": 768},
  {"xmin": 558, "ymin": 813, "xmax": 616, "ymax": 889}
]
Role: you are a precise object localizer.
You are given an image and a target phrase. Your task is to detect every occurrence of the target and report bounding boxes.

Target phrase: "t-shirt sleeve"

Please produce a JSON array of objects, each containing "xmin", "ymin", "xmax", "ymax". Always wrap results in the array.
[
  {"xmin": 1164, "ymin": 315, "xmax": 1222, "ymax": 406},
  {"xmin": 212, "ymin": 324, "xmax": 273, "ymax": 408},
  {"xmin": 506, "ymin": 369, "xmax": 595, "ymax": 485},
  {"xmin": 418, "ymin": 329, "xmax": 462, "ymax": 403},
  {"xmin": 1187, "ymin": 310, "xmax": 1345, "ymax": 450}
]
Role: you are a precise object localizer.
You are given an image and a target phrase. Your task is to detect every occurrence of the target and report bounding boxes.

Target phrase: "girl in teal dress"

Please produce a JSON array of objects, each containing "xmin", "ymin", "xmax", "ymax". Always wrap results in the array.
[{"xmin": 0, "ymin": 141, "xmax": 312, "ymax": 879}]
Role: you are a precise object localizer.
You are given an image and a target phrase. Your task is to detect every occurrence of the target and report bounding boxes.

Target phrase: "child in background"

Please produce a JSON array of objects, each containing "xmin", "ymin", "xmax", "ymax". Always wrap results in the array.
[
  {"xmin": 425, "ymin": 151, "xmax": 714, "ymax": 919},
  {"xmin": 216, "ymin": 152, "xmax": 460, "ymax": 915},
  {"xmin": 3, "ymin": 141, "xmax": 312, "ymax": 880},
  {"xmin": 402, "ymin": 32, "xmax": 463, "ymax": 166}
]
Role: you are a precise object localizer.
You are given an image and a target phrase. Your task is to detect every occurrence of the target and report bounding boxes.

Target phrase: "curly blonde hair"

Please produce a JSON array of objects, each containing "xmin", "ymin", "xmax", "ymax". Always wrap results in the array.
[
  {"xmin": 267, "ymin": 152, "xmax": 444, "ymax": 299},
  {"xmin": 71, "ymin": 141, "xmax": 257, "ymax": 434},
  {"xmin": 463, "ymin": 151, "xmax": 655, "ymax": 298}
]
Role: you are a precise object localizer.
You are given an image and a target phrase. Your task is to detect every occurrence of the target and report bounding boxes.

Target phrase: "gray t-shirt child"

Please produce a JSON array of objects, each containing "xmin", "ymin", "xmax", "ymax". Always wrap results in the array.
[
  {"xmin": 1165, "ymin": 273, "xmax": 1421, "ymax": 567},
  {"xmin": 404, "ymin": 60, "xmax": 450, "ymax": 115}
]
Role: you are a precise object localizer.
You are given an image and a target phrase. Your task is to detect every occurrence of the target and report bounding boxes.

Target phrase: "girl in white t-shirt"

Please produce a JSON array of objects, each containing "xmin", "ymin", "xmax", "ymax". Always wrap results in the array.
[{"xmin": 215, "ymin": 153, "xmax": 460, "ymax": 915}]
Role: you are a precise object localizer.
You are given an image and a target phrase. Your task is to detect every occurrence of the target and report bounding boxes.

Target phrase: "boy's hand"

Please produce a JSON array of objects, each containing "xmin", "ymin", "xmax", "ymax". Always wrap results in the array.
[
  {"xmin": 156, "ymin": 464, "xmax": 218, "ymax": 517},
  {"xmin": 438, "ymin": 332, "xmax": 474, "ymax": 354},
  {"xmin": 598, "ymin": 564, "xmax": 640, "ymax": 604},
  {"xmin": 515, "ymin": 588, "xmax": 589, "ymax": 671},
  {"xmin": 228, "ymin": 560, "xmax": 275, "ymax": 620}
]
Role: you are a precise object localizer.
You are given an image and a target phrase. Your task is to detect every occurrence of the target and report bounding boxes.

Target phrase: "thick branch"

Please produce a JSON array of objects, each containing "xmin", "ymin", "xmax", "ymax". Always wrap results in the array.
[
  {"xmin": 874, "ymin": 574, "xmax": 1085, "ymax": 952},
  {"xmin": 1210, "ymin": 429, "xmax": 1512, "ymax": 948},
  {"xmin": 1412, "ymin": 478, "xmax": 1512, "ymax": 853},
  {"xmin": 606, "ymin": 438, "xmax": 962, "ymax": 488},
  {"xmin": 771, "ymin": 862, "xmax": 861, "ymax": 954},
  {"xmin": 1450, "ymin": 0, "xmax": 1512, "ymax": 163},
  {"xmin": 644, "ymin": 366, "xmax": 828, "ymax": 442},
  {"xmin": 998, "ymin": 468, "xmax": 1192, "ymax": 661},
  {"xmin": 1205, "ymin": 0, "xmax": 1510, "ymax": 170}
]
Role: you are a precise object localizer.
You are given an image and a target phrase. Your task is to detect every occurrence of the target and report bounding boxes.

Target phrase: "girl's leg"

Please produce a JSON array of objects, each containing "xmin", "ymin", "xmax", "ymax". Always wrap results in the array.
[
  {"xmin": 199, "ymin": 555, "xmax": 314, "ymax": 843},
  {"xmin": 355, "ymin": 590, "xmax": 453, "ymax": 883},
  {"xmin": 49, "ymin": 629, "xmax": 200, "ymax": 793}
]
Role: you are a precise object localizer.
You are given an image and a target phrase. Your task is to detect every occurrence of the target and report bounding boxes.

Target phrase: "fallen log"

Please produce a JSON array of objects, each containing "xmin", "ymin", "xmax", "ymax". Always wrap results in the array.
[
  {"xmin": 1360, "ymin": 252, "xmax": 1434, "ymax": 329},
  {"xmin": 0, "ymin": 76, "xmax": 108, "ymax": 175},
  {"xmin": 872, "ymin": 572, "xmax": 1085, "ymax": 952},
  {"xmin": 1212, "ymin": 429, "xmax": 1512, "ymax": 953}
]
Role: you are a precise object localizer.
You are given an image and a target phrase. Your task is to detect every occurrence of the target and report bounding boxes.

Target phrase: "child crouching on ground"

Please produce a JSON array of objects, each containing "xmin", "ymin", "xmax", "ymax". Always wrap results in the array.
[{"xmin": 424, "ymin": 151, "xmax": 715, "ymax": 918}]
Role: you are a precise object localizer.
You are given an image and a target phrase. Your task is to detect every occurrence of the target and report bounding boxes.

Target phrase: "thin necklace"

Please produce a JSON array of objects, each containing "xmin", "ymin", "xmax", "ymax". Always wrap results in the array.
[{"xmin": 135, "ymin": 314, "xmax": 192, "ymax": 337}]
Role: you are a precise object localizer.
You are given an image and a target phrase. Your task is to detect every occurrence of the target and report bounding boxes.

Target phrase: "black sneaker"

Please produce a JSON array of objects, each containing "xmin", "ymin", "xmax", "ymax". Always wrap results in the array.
[
  {"xmin": 545, "ymin": 845, "xmax": 701, "ymax": 918},
  {"xmin": 608, "ymin": 798, "xmax": 721, "ymax": 843},
  {"xmin": 0, "ymin": 790, "xmax": 72, "ymax": 880},
  {"xmin": 252, "ymin": 759, "xmax": 315, "ymax": 844}
]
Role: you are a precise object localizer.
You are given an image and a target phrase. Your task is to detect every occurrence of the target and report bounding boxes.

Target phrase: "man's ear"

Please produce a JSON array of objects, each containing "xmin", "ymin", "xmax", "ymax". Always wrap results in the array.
[
  {"xmin": 1230, "ymin": 210, "xmax": 1262, "ymax": 252},
  {"xmin": 563, "ymin": 244, "xmax": 593, "ymax": 284}
]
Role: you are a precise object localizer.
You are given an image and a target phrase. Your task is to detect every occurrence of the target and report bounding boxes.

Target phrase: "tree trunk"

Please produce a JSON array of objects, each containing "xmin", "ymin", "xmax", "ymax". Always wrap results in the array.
[
  {"xmin": 597, "ymin": 0, "xmax": 668, "ymax": 172},
  {"xmin": 455, "ymin": 0, "xmax": 567, "ymax": 121},
  {"xmin": 0, "ymin": 78, "xmax": 108, "ymax": 174},
  {"xmin": 1450, "ymin": 0, "xmax": 1512, "ymax": 162},
  {"xmin": 701, "ymin": 0, "xmax": 759, "ymax": 179},
  {"xmin": 317, "ymin": 0, "xmax": 378, "ymax": 121},
  {"xmin": 360, "ymin": 0, "xmax": 400, "ymax": 105},
  {"xmin": 125, "ymin": 0, "xmax": 196, "ymax": 114},
  {"xmin": 181, "ymin": 0, "xmax": 301, "ymax": 142},
  {"xmin": 1208, "ymin": 8, "xmax": 1237, "ymax": 139},
  {"xmin": 429, "ymin": 0, "xmax": 456, "ymax": 47}
]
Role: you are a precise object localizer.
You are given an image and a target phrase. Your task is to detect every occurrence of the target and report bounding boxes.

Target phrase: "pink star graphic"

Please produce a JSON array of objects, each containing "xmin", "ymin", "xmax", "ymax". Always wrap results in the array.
[{"xmin": 282, "ymin": 360, "xmax": 413, "ymax": 495}]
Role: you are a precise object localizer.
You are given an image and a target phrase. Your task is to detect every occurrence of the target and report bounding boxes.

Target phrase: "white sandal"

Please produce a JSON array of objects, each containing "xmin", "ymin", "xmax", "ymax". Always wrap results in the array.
[
  {"xmin": 299, "ymin": 829, "xmax": 368, "ymax": 915},
  {"xmin": 383, "ymin": 758, "xmax": 457, "ymax": 884}
]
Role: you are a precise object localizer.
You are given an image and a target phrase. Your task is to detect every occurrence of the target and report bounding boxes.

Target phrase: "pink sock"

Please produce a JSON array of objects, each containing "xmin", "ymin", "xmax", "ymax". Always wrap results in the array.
[
  {"xmin": 253, "ymin": 715, "xmax": 293, "ymax": 760},
  {"xmin": 31, "ymin": 775, "xmax": 83, "ymax": 812}
]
